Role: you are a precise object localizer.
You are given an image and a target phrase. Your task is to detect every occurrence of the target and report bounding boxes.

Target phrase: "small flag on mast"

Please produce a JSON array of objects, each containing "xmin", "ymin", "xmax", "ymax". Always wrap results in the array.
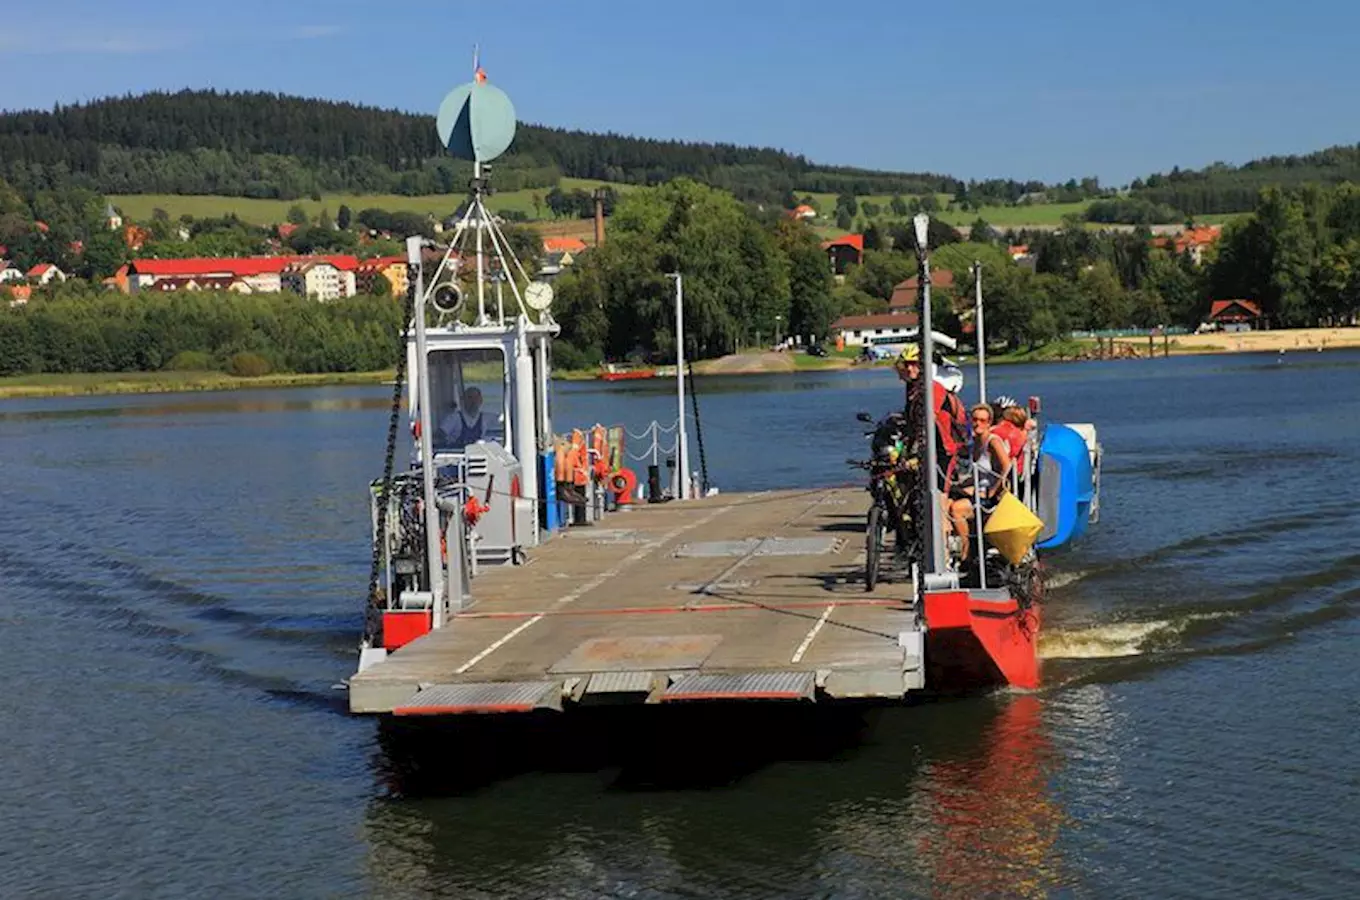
[{"xmin": 474, "ymin": 44, "xmax": 486, "ymax": 83}]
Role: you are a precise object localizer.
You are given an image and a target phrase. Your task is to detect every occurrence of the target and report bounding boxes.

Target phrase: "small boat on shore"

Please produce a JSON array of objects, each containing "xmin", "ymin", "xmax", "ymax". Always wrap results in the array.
[{"xmin": 598, "ymin": 363, "xmax": 656, "ymax": 381}]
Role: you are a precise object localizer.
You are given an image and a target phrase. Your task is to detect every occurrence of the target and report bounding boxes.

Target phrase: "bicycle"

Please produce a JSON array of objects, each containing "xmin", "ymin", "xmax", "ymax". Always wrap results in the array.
[{"xmin": 848, "ymin": 412, "xmax": 919, "ymax": 591}]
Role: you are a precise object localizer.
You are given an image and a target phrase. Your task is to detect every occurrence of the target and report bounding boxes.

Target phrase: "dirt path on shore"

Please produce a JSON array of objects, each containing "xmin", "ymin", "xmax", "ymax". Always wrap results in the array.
[{"xmin": 697, "ymin": 351, "xmax": 799, "ymax": 374}]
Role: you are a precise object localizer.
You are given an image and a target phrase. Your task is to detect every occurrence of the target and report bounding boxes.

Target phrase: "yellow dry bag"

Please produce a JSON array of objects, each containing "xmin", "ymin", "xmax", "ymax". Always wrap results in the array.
[{"xmin": 983, "ymin": 493, "xmax": 1045, "ymax": 565}]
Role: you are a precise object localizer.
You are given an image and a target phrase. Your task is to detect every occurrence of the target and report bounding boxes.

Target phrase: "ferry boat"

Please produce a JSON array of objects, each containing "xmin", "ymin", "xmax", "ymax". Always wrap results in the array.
[{"xmin": 345, "ymin": 69, "xmax": 1102, "ymax": 717}]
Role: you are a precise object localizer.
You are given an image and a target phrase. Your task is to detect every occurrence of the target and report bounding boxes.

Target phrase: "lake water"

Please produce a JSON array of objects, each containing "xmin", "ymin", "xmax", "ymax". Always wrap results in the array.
[{"xmin": 1, "ymin": 351, "xmax": 1357, "ymax": 898}]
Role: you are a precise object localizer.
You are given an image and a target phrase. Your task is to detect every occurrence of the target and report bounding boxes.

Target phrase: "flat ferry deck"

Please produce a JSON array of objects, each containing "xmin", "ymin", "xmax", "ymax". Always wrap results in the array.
[{"xmin": 348, "ymin": 487, "xmax": 926, "ymax": 714}]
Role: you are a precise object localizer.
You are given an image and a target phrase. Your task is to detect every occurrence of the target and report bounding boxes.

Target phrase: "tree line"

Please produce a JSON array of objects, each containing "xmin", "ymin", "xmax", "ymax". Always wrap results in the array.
[
  {"xmin": 1129, "ymin": 145, "xmax": 1360, "ymax": 215},
  {"xmin": 0, "ymin": 286, "xmax": 402, "ymax": 376},
  {"xmin": 0, "ymin": 90, "xmax": 962, "ymax": 205},
  {"xmin": 6, "ymin": 170, "xmax": 1358, "ymax": 380}
]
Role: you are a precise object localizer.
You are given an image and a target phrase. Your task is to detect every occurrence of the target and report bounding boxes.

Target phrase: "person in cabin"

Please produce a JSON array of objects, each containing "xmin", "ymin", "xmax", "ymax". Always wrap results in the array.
[
  {"xmin": 947, "ymin": 403, "xmax": 1013, "ymax": 564},
  {"xmin": 436, "ymin": 386, "xmax": 485, "ymax": 449}
]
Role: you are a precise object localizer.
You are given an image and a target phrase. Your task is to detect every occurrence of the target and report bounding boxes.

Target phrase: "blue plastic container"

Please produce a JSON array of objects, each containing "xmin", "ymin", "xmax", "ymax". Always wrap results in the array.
[
  {"xmin": 540, "ymin": 451, "xmax": 562, "ymax": 532},
  {"xmin": 1035, "ymin": 423, "xmax": 1094, "ymax": 549}
]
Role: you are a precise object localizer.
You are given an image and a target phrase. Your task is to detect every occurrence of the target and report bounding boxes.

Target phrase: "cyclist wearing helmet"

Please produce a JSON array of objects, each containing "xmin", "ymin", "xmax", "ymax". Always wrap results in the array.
[{"xmin": 893, "ymin": 344, "xmax": 967, "ymax": 471}]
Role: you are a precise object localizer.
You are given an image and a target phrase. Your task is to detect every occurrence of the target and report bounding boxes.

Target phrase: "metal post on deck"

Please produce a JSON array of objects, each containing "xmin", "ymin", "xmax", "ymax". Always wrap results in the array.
[
  {"xmin": 474, "ymin": 161, "xmax": 487, "ymax": 325},
  {"xmin": 915, "ymin": 214, "xmax": 946, "ymax": 577},
  {"xmin": 973, "ymin": 261, "xmax": 986, "ymax": 406},
  {"xmin": 668, "ymin": 272, "xmax": 690, "ymax": 500},
  {"xmin": 972, "ymin": 259, "xmax": 987, "ymax": 590},
  {"xmin": 407, "ymin": 236, "xmax": 447, "ymax": 626}
]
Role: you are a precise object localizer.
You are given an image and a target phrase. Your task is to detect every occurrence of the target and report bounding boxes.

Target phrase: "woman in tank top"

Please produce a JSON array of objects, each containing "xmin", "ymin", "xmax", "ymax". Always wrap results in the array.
[{"xmin": 947, "ymin": 403, "xmax": 1012, "ymax": 564}]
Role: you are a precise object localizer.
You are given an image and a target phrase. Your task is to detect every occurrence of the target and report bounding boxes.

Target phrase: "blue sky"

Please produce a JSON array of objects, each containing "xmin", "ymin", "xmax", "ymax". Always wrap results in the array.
[{"xmin": 2, "ymin": 0, "xmax": 1356, "ymax": 186}]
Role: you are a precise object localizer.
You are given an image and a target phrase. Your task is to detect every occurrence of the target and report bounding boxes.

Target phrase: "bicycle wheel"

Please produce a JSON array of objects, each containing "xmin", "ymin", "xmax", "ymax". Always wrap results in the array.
[{"xmin": 865, "ymin": 503, "xmax": 883, "ymax": 591}]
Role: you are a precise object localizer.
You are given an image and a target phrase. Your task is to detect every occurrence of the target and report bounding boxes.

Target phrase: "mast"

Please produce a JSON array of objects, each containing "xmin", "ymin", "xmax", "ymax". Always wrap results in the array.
[{"xmin": 914, "ymin": 214, "xmax": 946, "ymax": 578}]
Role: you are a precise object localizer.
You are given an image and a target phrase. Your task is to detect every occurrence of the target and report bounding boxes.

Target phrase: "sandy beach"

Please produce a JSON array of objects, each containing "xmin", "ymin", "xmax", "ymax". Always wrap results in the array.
[{"xmin": 1123, "ymin": 327, "xmax": 1360, "ymax": 355}]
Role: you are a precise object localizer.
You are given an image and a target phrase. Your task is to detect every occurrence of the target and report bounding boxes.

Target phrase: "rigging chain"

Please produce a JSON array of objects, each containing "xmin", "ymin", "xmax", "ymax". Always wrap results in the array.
[
  {"xmin": 685, "ymin": 357, "xmax": 710, "ymax": 496},
  {"xmin": 363, "ymin": 269, "xmax": 419, "ymax": 645}
]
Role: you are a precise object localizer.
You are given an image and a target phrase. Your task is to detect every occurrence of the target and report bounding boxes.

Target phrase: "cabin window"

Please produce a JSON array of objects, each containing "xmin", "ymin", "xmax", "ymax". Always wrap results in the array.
[{"xmin": 427, "ymin": 347, "xmax": 508, "ymax": 451}]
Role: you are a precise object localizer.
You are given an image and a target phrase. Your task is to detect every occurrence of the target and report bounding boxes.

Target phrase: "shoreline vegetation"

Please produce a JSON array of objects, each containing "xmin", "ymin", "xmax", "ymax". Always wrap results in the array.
[{"xmin": 3, "ymin": 328, "xmax": 1355, "ymax": 400}]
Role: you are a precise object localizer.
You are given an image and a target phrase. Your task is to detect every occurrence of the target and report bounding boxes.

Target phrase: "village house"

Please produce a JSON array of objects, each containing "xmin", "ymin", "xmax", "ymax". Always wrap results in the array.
[
  {"xmin": 355, "ymin": 256, "xmax": 408, "ymax": 296},
  {"xmin": 27, "ymin": 263, "xmax": 65, "ymax": 286},
  {"xmin": 829, "ymin": 311, "xmax": 921, "ymax": 350},
  {"xmin": 888, "ymin": 270, "xmax": 955, "ymax": 313},
  {"xmin": 540, "ymin": 236, "xmax": 588, "ymax": 279},
  {"xmin": 790, "ymin": 204, "xmax": 816, "ymax": 220},
  {"xmin": 1154, "ymin": 225, "xmax": 1221, "ymax": 265},
  {"xmin": 0, "ymin": 262, "xmax": 24, "ymax": 283},
  {"xmin": 1203, "ymin": 299, "xmax": 1263, "ymax": 332},
  {"xmin": 281, "ymin": 259, "xmax": 356, "ymax": 301},
  {"xmin": 123, "ymin": 224, "xmax": 152, "ymax": 250},
  {"xmin": 125, "ymin": 256, "xmax": 361, "ymax": 296},
  {"xmin": 5, "ymin": 284, "xmax": 32, "ymax": 306},
  {"xmin": 821, "ymin": 233, "xmax": 864, "ymax": 275}
]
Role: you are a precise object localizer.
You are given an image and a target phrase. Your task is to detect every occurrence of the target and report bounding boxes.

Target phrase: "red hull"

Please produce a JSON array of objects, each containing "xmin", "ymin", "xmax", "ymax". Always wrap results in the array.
[
  {"xmin": 923, "ymin": 589, "xmax": 1041, "ymax": 691},
  {"xmin": 599, "ymin": 369, "xmax": 657, "ymax": 381}
]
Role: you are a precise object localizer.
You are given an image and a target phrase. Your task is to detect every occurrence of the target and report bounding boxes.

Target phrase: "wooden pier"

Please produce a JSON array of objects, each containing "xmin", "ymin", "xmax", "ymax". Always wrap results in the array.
[{"xmin": 348, "ymin": 488, "xmax": 926, "ymax": 714}]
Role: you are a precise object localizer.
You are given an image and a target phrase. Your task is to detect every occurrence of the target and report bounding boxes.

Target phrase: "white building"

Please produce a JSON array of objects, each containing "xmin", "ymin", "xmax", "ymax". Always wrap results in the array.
[
  {"xmin": 26, "ymin": 263, "xmax": 66, "ymax": 286},
  {"xmin": 830, "ymin": 312, "xmax": 921, "ymax": 349},
  {"xmin": 0, "ymin": 263, "xmax": 24, "ymax": 284},
  {"xmin": 282, "ymin": 260, "xmax": 357, "ymax": 300}
]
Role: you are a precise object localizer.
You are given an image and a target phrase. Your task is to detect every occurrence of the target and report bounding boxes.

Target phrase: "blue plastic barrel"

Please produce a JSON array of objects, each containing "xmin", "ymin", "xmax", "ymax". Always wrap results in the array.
[{"xmin": 1035, "ymin": 423, "xmax": 1094, "ymax": 549}]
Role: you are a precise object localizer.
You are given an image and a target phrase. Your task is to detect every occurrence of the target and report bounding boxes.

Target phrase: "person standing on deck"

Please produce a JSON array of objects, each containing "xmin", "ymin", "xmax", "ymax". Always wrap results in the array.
[{"xmin": 894, "ymin": 344, "xmax": 967, "ymax": 484}]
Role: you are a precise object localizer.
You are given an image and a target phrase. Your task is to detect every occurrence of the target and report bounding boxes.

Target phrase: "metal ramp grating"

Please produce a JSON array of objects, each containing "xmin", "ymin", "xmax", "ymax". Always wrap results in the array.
[
  {"xmin": 392, "ymin": 680, "xmax": 561, "ymax": 716},
  {"xmin": 662, "ymin": 671, "xmax": 817, "ymax": 702},
  {"xmin": 585, "ymin": 671, "xmax": 656, "ymax": 695}
]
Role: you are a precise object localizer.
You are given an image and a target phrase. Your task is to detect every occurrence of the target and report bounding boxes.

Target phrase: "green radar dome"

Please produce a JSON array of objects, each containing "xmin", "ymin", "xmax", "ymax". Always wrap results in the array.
[{"xmin": 436, "ymin": 71, "xmax": 516, "ymax": 163}]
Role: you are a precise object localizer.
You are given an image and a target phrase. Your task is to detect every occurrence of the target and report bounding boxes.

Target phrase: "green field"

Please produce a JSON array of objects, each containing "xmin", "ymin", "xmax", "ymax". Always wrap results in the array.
[
  {"xmin": 112, "ymin": 180, "xmax": 1245, "ymax": 234},
  {"xmin": 110, "ymin": 177, "xmax": 632, "ymax": 226}
]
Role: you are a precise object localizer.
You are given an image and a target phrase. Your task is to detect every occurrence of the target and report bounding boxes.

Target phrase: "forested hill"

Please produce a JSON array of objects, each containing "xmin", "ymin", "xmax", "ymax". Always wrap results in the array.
[
  {"xmin": 0, "ymin": 89, "xmax": 960, "ymax": 203},
  {"xmin": 1129, "ymin": 144, "xmax": 1360, "ymax": 215}
]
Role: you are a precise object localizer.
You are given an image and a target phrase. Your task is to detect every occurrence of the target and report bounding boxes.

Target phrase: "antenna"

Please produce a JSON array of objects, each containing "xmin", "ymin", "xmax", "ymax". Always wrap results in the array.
[{"xmin": 424, "ymin": 59, "xmax": 555, "ymax": 328}]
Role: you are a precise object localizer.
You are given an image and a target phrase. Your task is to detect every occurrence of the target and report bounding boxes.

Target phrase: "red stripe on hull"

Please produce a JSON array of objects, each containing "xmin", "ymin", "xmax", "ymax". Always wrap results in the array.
[{"xmin": 599, "ymin": 370, "xmax": 657, "ymax": 381}]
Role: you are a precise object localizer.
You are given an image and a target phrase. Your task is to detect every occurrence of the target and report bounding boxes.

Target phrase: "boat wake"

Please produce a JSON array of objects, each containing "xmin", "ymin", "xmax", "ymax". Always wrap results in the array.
[{"xmin": 1039, "ymin": 613, "xmax": 1230, "ymax": 660}]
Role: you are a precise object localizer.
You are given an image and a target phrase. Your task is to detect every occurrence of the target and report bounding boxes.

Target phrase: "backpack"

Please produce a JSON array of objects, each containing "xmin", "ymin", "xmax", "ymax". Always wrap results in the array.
[{"xmin": 935, "ymin": 386, "xmax": 967, "ymax": 456}]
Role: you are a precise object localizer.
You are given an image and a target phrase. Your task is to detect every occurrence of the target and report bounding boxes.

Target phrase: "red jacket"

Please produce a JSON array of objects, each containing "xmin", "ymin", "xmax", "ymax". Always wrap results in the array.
[{"xmin": 933, "ymin": 382, "xmax": 966, "ymax": 456}]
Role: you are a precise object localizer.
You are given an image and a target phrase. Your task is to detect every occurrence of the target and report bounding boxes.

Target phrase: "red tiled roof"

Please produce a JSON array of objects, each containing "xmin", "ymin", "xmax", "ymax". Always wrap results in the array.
[
  {"xmin": 1154, "ymin": 225, "xmax": 1222, "ymax": 254},
  {"xmin": 544, "ymin": 237, "xmax": 588, "ymax": 253},
  {"xmin": 7, "ymin": 285, "xmax": 32, "ymax": 301},
  {"xmin": 128, "ymin": 255, "xmax": 360, "ymax": 277},
  {"xmin": 888, "ymin": 271, "xmax": 955, "ymax": 309},
  {"xmin": 832, "ymin": 311, "xmax": 921, "ymax": 331},
  {"xmin": 821, "ymin": 234, "xmax": 864, "ymax": 251},
  {"xmin": 27, "ymin": 263, "xmax": 54, "ymax": 276},
  {"xmin": 1209, "ymin": 299, "xmax": 1261, "ymax": 319}
]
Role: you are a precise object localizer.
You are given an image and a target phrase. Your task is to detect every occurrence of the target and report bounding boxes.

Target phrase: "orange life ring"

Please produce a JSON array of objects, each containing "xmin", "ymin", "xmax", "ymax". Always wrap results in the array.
[{"xmin": 610, "ymin": 468, "xmax": 637, "ymax": 505}]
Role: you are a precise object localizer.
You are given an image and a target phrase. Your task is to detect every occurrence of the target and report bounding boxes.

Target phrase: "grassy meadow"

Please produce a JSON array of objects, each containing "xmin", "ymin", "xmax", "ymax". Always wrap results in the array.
[
  {"xmin": 111, "ymin": 177, "xmax": 1236, "ymax": 239},
  {"xmin": 109, "ymin": 177, "xmax": 633, "ymax": 227}
]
